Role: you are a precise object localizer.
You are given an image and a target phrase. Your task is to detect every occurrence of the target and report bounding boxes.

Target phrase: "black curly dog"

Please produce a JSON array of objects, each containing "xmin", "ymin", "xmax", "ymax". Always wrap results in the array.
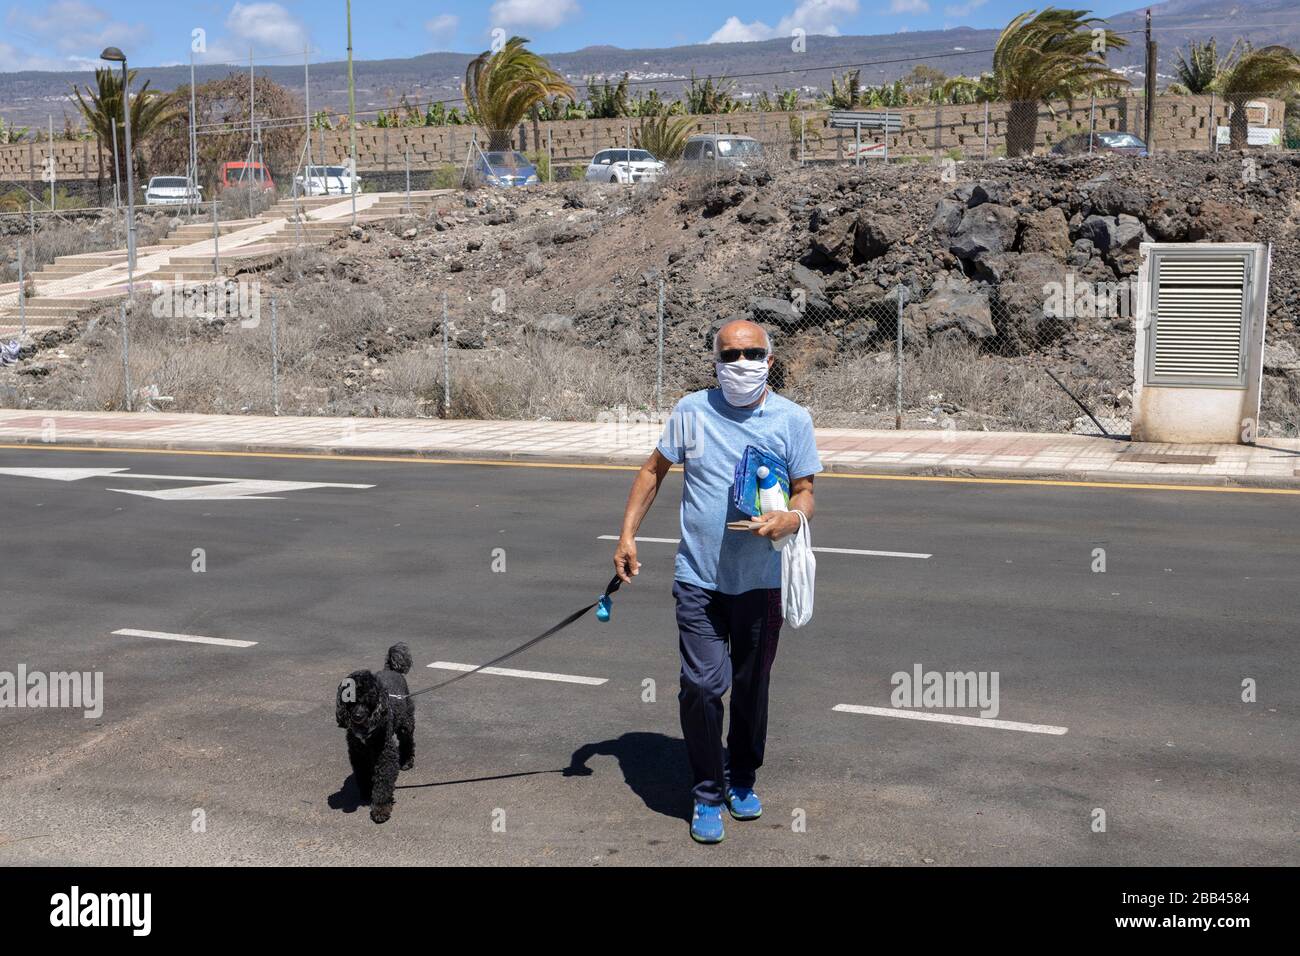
[{"xmin": 335, "ymin": 643, "xmax": 415, "ymax": 823}]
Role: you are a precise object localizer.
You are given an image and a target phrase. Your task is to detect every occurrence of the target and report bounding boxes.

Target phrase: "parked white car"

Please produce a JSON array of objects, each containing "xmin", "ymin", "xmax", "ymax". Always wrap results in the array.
[
  {"xmin": 144, "ymin": 176, "xmax": 202, "ymax": 205},
  {"xmin": 294, "ymin": 165, "xmax": 362, "ymax": 196},
  {"xmin": 584, "ymin": 149, "xmax": 665, "ymax": 184}
]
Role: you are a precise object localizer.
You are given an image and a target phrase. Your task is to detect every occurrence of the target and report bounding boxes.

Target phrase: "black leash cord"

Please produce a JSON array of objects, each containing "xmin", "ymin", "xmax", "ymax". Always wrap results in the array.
[{"xmin": 399, "ymin": 575, "xmax": 623, "ymax": 699}]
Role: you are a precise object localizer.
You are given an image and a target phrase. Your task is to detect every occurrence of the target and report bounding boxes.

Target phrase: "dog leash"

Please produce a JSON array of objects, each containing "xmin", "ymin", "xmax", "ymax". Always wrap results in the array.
[{"xmin": 396, "ymin": 575, "xmax": 624, "ymax": 699}]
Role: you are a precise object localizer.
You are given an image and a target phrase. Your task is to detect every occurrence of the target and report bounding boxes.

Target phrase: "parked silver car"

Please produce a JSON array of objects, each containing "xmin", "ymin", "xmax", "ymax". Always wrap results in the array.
[{"xmin": 681, "ymin": 134, "xmax": 765, "ymax": 168}]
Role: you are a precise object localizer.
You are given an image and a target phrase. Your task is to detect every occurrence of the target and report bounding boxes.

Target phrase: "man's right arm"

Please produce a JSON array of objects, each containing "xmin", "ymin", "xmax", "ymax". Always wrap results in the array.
[{"xmin": 613, "ymin": 449, "xmax": 674, "ymax": 583}]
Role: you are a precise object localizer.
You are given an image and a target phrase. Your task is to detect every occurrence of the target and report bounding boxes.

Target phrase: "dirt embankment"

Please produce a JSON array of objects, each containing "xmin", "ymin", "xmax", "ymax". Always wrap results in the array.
[{"xmin": 5, "ymin": 151, "xmax": 1300, "ymax": 433}]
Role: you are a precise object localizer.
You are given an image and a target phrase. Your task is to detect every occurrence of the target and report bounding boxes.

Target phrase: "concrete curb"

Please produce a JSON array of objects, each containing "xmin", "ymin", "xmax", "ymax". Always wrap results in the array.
[{"xmin": 5, "ymin": 433, "xmax": 1300, "ymax": 490}]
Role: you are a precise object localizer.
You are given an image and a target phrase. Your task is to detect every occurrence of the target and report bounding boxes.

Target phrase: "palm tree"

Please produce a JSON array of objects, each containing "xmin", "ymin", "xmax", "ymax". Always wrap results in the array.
[
  {"xmin": 828, "ymin": 70, "xmax": 862, "ymax": 109},
  {"xmin": 635, "ymin": 113, "xmax": 695, "ymax": 160},
  {"xmin": 72, "ymin": 68, "xmax": 177, "ymax": 178},
  {"xmin": 463, "ymin": 36, "xmax": 574, "ymax": 150},
  {"xmin": 939, "ymin": 75, "xmax": 998, "ymax": 104},
  {"xmin": 684, "ymin": 73, "xmax": 739, "ymax": 114},
  {"xmin": 1217, "ymin": 44, "xmax": 1300, "ymax": 148},
  {"xmin": 586, "ymin": 73, "xmax": 631, "ymax": 118},
  {"xmin": 0, "ymin": 115, "xmax": 30, "ymax": 143},
  {"xmin": 1171, "ymin": 38, "xmax": 1239, "ymax": 95},
  {"xmin": 991, "ymin": 8, "xmax": 1127, "ymax": 157}
]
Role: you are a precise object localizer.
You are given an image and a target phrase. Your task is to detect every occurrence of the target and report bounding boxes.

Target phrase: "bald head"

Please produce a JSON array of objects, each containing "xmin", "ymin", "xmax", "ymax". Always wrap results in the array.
[{"xmin": 713, "ymin": 319, "xmax": 772, "ymax": 361}]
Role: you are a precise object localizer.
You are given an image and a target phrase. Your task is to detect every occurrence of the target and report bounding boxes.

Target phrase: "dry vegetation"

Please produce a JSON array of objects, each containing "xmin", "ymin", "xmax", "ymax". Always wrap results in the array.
[{"xmin": 5, "ymin": 153, "xmax": 1300, "ymax": 437}]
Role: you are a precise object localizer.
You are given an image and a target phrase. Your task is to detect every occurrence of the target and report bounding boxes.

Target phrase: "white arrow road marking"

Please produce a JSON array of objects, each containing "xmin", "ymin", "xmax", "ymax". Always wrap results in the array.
[
  {"xmin": 0, "ymin": 465, "xmax": 372, "ymax": 499},
  {"xmin": 0, "ymin": 467, "xmax": 131, "ymax": 481},
  {"xmin": 427, "ymin": 661, "xmax": 607, "ymax": 686},
  {"xmin": 832, "ymin": 704, "xmax": 1067, "ymax": 735},
  {"xmin": 107, "ymin": 478, "xmax": 373, "ymax": 500},
  {"xmin": 596, "ymin": 534, "xmax": 931, "ymax": 559},
  {"xmin": 112, "ymin": 628, "xmax": 258, "ymax": 648}
]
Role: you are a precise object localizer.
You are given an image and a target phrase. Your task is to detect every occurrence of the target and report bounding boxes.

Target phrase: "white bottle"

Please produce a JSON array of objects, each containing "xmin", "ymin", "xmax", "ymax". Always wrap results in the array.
[{"xmin": 757, "ymin": 465, "xmax": 791, "ymax": 551}]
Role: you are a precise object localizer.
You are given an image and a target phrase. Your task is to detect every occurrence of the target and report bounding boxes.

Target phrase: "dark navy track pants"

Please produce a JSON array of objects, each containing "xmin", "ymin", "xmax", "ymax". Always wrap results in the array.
[{"xmin": 673, "ymin": 580, "xmax": 783, "ymax": 806}]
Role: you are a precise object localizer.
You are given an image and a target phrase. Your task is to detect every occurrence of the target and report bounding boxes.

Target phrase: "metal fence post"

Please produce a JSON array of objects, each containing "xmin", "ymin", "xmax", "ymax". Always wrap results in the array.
[
  {"xmin": 656, "ymin": 278, "xmax": 665, "ymax": 413},
  {"xmin": 983, "ymin": 101, "xmax": 990, "ymax": 160},
  {"xmin": 547, "ymin": 126, "xmax": 553, "ymax": 182},
  {"xmin": 212, "ymin": 198, "xmax": 221, "ymax": 276},
  {"xmin": 17, "ymin": 246, "xmax": 24, "ymax": 336},
  {"xmin": 895, "ymin": 286, "xmax": 904, "ymax": 430},
  {"xmin": 442, "ymin": 291, "xmax": 450, "ymax": 417},
  {"xmin": 799, "ymin": 112, "xmax": 805, "ymax": 167},
  {"xmin": 1209, "ymin": 92, "xmax": 1217, "ymax": 152},
  {"xmin": 271, "ymin": 295, "xmax": 280, "ymax": 415},
  {"xmin": 1089, "ymin": 92, "xmax": 1097, "ymax": 153},
  {"xmin": 404, "ymin": 148, "xmax": 412, "ymax": 216},
  {"xmin": 121, "ymin": 302, "xmax": 132, "ymax": 412}
]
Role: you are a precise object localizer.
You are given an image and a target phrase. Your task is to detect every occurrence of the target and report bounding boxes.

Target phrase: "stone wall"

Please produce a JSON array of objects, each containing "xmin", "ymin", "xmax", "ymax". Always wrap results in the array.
[{"xmin": 1, "ymin": 95, "xmax": 1283, "ymax": 183}]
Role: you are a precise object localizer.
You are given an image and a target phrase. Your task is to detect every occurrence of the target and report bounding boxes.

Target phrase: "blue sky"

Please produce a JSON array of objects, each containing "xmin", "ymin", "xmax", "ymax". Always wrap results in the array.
[{"xmin": 1, "ymin": 0, "xmax": 1145, "ymax": 71}]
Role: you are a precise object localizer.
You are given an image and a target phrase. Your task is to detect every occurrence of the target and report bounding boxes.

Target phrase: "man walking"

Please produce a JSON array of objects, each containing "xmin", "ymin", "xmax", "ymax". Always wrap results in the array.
[{"xmin": 613, "ymin": 319, "xmax": 821, "ymax": 843}]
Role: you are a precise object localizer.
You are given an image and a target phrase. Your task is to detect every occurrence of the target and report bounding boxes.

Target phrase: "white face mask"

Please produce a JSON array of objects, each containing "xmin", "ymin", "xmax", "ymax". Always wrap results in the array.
[{"xmin": 715, "ymin": 358, "xmax": 769, "ymax": 407}]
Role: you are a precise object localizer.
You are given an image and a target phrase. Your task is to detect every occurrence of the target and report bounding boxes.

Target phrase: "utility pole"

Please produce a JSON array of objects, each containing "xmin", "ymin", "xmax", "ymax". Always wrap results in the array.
[
  {"xmin": 1144, "ymin": 9, "xmax": 1156, "ymax": 153},
  {"xmin": 304, "ymin": 45, "xmax": 312, "ymax": 183},
  {"xmin": 250, "ymin": 46, "xmax": 256, "ymax": 217},
  {"xmin": 189, "ymin": 50, "xmax": 198, "ymax": 212},
  {"xmin": 347, "ymin": 0, "xmax": 358, "ymax": 226}
]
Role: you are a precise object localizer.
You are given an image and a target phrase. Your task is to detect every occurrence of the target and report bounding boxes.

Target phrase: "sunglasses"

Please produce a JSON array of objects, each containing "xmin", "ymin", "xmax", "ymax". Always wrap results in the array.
[{"xmin": 718, "ymin": 347, "xmax": 769, "ymax": 363}]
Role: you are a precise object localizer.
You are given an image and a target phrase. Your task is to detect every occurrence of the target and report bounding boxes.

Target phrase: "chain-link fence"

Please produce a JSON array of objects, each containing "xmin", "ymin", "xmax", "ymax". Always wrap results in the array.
[{"xmin": 420, "ymin": 273, "xmax": 1134, "ymax": 439}]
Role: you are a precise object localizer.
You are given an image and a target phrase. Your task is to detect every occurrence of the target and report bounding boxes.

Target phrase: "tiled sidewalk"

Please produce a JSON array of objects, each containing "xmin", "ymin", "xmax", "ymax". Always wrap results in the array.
[{"xmin": 1, "ymin": 408, "xmax": 1298, "ymax": 488}]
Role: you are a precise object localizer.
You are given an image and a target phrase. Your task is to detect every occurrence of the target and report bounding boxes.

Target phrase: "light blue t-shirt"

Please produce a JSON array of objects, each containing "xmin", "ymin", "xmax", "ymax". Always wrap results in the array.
[{"xmin": 656, "ymin": 388, "xmax": 823, "ymax": 594}]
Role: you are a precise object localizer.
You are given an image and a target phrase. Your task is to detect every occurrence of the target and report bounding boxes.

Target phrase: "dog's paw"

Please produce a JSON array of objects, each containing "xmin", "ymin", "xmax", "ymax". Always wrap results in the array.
[
  {"xmin": 400, "ymin": 758, "xmax": 414, "ymax": 771},
  {"xmin": 370, "ymin": 804, "xmax": 393, "ymax": 824}
]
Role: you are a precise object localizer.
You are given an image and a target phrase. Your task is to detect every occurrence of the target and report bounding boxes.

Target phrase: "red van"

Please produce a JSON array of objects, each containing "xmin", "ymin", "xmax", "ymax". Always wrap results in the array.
[{"xmin": 218, "ymin": 161, "xmax": 276, "ymax": 191}]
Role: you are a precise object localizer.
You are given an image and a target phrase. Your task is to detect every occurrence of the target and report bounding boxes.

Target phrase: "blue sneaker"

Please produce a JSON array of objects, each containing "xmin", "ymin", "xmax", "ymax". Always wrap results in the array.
[
  {"xmin": 690, "ymin": 802, "xmax": 725, "ymax": 844},
  {"xmin": 726, "ymin": 786, "xmax": 762, "ymax": 820}
]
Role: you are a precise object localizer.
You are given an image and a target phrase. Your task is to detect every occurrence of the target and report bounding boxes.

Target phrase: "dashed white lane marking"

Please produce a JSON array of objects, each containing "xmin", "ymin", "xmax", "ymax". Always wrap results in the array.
[
  {"xmin": 808, "ymin": 546, "xmax": 931, "ymax": 559},
  {"xmin": 111, "ymin": 628, "xmax": 258, "ymax": 648},
  {"xmin": 597, "ymin": 534, "xmax": 931, "ymax": 559},
  {"xmin": 832, "ymin": 704, "xmax": 1068, "ymax": 735},
  {"xmin": 427, "ymin": 661, "xmax": 607, "ymax": 686}
]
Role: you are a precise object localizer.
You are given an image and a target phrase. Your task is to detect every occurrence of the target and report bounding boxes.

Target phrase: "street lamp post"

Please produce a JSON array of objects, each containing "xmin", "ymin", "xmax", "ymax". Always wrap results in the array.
[{"xmin": 101, "ymin": 47, "xmax": 136, "ymax": 289}]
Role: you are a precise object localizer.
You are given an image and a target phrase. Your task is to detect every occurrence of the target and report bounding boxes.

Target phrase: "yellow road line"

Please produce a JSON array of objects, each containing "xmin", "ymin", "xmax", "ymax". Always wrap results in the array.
[
  {"xmin": 1, "ymin": 440, "xmax": 1296, "ymax": 494},
  {"xmin": 0, "ymin": 442, "xmax": 639, "ymax": 471}
]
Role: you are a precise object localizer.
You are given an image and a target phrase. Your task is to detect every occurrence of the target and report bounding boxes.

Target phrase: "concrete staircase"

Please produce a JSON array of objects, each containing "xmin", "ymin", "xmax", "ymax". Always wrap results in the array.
[{"xmin": 0, "ymin": 190, "xmax": 455, "ymax": 336}]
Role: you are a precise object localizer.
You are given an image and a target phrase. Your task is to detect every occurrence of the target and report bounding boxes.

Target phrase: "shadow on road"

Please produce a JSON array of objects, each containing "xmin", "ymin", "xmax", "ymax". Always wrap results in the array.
[
  {"xmin": 328, "ymin": 774, "xmax": 365, "ymax": 813},
  {"xmin": 564, "ymin": 732, "xmax": 691, "ymax": 821},
  {"xmin": 328, "ymin": 769, "xmax": 566, "ymax": 812}
]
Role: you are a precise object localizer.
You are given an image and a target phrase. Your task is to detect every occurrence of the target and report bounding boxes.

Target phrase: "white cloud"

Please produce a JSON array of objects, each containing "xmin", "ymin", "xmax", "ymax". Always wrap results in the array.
[
  {"xmin": 425, "ymin": 14, "xmax": 459, "ymax": 45},
  {"xmin": 708, "ymin": 16, "xmax": 776, "ymax": 43},
  {"xmin": 708, "ymin": 0, "xmax": 859, "ymax": 43},
  {"xmin": 489, "ymin": 0, "xmax": 581, "ymax": 32},
  {"xmin": 192, "ymin": 2, "xmax": 310, "ymax": 64},
  {"xmin": 6, "ymin": 1, "xmax": 149, "ymax": 60},
  {"xmin": 224, "ymin": 2, "xmax": 309, "ymax": 55},
  {"xmin": 890, "ymin": 0, "xmax": 930, "ymax": 12},
  {"xmin": 943, "ymin": 0, "xmax": 986, "ymax": 15},
  {"xmin": 0, "ymin": 41, "xmax": 90, "ymax": 72}
]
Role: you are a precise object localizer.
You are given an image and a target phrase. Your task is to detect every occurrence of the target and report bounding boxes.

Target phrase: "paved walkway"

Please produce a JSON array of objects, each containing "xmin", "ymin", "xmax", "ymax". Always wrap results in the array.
[
  {"xmin": 1, "ymin": 409, "xmax": 1298, "ymax": 488},
  {"xmin": 0, "ymin": 194, "xmax": 384, "ymax": 310}
]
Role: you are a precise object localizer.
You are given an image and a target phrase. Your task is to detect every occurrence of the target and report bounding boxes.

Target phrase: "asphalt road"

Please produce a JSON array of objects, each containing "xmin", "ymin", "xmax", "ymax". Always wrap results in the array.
[{"xmin": 0, "ymin": 446, "xmax": 1296, "ymax": 865}]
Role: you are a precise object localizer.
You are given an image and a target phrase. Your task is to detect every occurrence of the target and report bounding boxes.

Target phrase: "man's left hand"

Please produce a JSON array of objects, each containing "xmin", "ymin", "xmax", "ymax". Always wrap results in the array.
[{"xmin": 749, "ymin": 511, "xmax": 801, "ymax": 540}]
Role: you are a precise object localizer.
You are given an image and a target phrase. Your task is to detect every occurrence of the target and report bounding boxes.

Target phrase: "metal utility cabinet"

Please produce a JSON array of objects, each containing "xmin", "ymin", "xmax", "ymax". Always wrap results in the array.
[{"xmin": 1132, "ymin": 242, "xmax": 1271, "ymax": 443}]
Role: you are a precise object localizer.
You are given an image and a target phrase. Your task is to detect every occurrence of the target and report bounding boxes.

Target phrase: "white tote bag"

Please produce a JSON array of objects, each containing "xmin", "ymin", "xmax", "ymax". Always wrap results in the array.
[{"xmin": 780, "ymin": 510, "xmax": 815, "ymax": 628}]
